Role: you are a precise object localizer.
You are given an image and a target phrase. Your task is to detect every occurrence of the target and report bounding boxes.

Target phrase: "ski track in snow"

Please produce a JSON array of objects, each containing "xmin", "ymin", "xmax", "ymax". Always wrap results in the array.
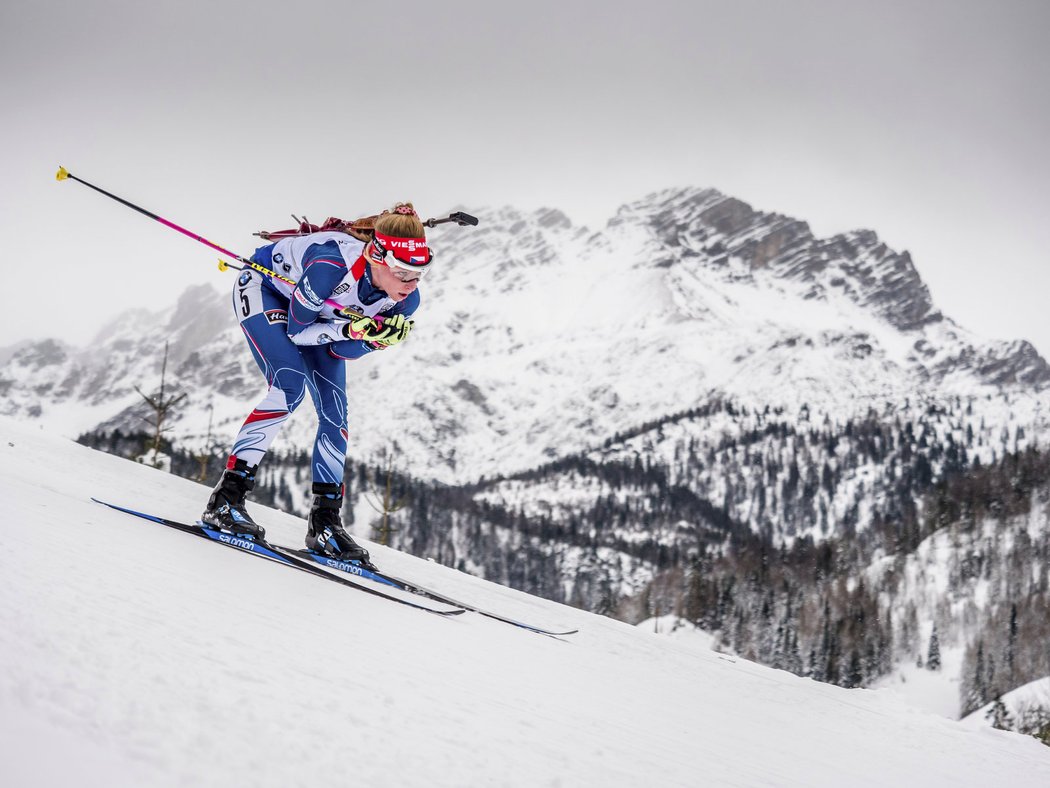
[{"xmin": 2, "ymin": 418, "xmax": 1050, "ymax": 787}]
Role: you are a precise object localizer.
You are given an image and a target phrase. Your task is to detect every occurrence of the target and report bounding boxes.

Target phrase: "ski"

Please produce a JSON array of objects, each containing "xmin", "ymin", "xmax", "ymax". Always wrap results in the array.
[
  {"xmin": 284, "ymin": 546, "xmax": 579, "ymax": 637},
  {"xmin": 90, "ymin": 498, "xmax": 465, "ymax": 617}
]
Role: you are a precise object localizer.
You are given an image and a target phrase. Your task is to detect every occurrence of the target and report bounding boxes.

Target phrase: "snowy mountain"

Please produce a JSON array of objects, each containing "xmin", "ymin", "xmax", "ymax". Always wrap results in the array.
[
  {"xmin": 4, "ymin": 417, "xmax": 1050, "ymax": 787},
  {"xmin": 3, "ymin": 187, "xmax": 1048, "ymax": 483},
  {"xmin": 6, "ymin": 187, "xmax": 1050, "ymax": 713}
]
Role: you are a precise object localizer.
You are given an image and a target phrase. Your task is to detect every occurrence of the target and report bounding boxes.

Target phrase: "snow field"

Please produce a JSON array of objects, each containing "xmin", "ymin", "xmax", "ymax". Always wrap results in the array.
[{"xmin": 2, "ymin": 417, "xmax": 1050, "ymax": 787}]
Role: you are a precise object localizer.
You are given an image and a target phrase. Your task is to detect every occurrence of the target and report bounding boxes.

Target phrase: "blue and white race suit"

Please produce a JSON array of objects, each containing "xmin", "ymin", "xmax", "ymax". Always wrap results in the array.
[{"xmin": 226, "ymin": 232, "xmax": 419, "ymax": 484}]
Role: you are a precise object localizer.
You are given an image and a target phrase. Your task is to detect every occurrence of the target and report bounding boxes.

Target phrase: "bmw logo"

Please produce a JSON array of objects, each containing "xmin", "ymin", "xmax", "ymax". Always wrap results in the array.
[{"xmin": 238, "ymin": 271, "xmax": 252, "ymax": 286}]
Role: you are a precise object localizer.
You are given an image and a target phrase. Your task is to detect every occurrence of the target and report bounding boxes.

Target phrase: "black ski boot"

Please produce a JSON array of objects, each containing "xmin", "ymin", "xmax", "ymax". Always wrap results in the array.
[
  {"xmin": 305, "ymin": 482, "xmax": 374, "ymax": 568},
  {"xmin": 201, "ymin": 458, "xmax": 266, "ymax": 540}
]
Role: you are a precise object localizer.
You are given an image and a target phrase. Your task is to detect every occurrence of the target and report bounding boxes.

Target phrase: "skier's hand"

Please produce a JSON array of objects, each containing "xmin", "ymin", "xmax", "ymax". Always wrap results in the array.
[
  {"xmin": 370, "ymin": 314, "xmax": 413, "ymax": 347},
  {"xmin": 340, "ymin": 312, "xmax": 379, "ymax": 341},
  {"xmin": 340, "ymin": 312, "xmax": 413, "ymax": 345}
]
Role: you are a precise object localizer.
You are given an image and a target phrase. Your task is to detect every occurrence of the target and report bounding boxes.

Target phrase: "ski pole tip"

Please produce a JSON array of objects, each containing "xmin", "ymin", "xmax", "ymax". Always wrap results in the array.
[
  {"xmin": 56, "ymin": 166, "xmax": 69, "ymax": 181},
  {"xmin": 217, "ymin": 258, "xmax": 230, "ymax": 272}
]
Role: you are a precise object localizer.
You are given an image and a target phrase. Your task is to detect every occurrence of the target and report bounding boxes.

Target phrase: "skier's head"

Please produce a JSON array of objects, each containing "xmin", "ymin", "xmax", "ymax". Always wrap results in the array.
[
  {"xmin": 373, "ymin": 202, "xmax": 427, "ymax": 241},
  {"xmin": 367, "ymin": 202, "xmax": 431, "ymax": 301}
]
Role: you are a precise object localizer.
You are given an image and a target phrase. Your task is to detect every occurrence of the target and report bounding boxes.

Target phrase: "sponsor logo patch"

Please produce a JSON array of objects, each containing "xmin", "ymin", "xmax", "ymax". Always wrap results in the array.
[
  {"xmin": 265, "ymin": 309, "xmax": 288, "ymax": 324},
  {"xmin": 384, "ymin": 238, "xmax": 427, "ymax": 252},
  {"xmin": 238, "ymin": 271, "xmax": 252, "ymax": 286},
  {"xmin": 294, "ymin": 288, "xmax": 322, "ymax": 311},
  {"xmin": 301, "ymin": 279, "xmax": 324, "ymax": 307}
]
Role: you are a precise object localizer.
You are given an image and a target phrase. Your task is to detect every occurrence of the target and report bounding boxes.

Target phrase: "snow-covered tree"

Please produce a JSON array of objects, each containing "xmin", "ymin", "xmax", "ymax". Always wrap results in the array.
[{"xmin": 926, "ymin": 624, "xmax": 941, "ymax": 671}]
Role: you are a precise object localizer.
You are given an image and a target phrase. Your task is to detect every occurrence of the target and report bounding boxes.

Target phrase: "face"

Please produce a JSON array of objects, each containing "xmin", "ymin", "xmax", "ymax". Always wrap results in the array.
[{"xmin": 369, "ymin": 260, "xmax": 420, "ymax": 301}]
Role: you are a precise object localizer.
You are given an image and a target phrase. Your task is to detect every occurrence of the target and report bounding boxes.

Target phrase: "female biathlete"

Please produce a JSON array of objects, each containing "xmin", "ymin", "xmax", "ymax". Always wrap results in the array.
[{"xmin": 202, "ymin": 203, "xmax": 431, "ymax": 567}]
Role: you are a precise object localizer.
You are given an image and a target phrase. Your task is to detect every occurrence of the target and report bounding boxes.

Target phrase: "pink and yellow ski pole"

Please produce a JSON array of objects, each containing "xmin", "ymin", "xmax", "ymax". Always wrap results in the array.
[{"xmin": 56, "ymin": 166, "xmax": 369, "ymax": 320}]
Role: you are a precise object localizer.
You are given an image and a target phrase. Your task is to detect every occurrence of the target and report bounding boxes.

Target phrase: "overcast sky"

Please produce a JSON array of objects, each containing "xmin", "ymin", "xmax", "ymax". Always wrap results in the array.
[{"xmin": 2, "ymin": 0, "xmax": 1047, "ymax": 355}]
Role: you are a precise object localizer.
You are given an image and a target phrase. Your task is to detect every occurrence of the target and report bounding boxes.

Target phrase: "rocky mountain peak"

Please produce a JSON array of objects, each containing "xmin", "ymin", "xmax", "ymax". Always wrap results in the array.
[
  {"xmin": 608, "ymin": 189, "xmax": 953, "ymax": 338},
  {"xmin": 814, "ymin": 231, "xmax": 939, "ymax": 332}
]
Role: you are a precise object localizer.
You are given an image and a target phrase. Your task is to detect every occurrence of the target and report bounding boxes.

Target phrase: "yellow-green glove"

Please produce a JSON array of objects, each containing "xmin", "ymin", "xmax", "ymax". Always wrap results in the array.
[
  {"xmin": 370, "ymin": 314, "xmax": 413, "ymax": 346},
  {"xmin": 340, "ymin": 312, "xmax": 379, "ymax": 341},
  {"xmin": 340, "ymin": 312, "xmax": 413, "ymax": 345}
]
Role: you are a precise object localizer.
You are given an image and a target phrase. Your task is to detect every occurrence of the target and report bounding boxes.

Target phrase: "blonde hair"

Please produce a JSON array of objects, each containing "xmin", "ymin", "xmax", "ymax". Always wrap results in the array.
[{"xmin": 373, "ymin": 202, "xmax": 426, "ymax": 239}]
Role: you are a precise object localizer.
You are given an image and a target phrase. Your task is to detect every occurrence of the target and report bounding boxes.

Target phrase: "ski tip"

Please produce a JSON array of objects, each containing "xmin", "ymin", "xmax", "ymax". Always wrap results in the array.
[
  {"xmin": 56, "ymin": 166, "xmax": 69, "ymax": 181},
  {"xmin": 527, "ymin": 627, "xmax": 579, "ymax": 637}
]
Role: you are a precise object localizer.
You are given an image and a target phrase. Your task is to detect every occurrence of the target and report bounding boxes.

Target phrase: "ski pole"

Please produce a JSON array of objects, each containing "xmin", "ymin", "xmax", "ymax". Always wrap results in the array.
[
  {"xmin": 56, "ymin": 166, "xmax": 373, "ymax": 321},
  {"xmin": 56, "ymin": 166, "xmax": 256, "ymax": 268},
  {"xmin": 56, "ymin": 167, "xmax": 471, "ymax": 322},
  {"xmin": 56, "ymin": 164, "xmax": 373, "ymax": 321}
]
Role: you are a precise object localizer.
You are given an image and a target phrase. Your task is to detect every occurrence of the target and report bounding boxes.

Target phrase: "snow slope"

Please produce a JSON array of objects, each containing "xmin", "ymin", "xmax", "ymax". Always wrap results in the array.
[
  {"xmin": 871, "ymin": 646, "xmax": 967, "ymax": 720},
  {"xmin": 962, "ymin": 677, "xmax": 1050, "ymax": 732},
  {"xmin": 3, "ymin": 417, "xmax": 1050, "ymax": 787}
]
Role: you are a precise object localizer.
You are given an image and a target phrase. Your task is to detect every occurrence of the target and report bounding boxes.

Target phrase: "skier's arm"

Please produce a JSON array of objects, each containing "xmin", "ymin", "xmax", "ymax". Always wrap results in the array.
[
  {"xmin": 328, "ymin": 291, "xmax": 420, "ymax": 360},
  {"xmin": 285, "ymin": 241, "xmax": 347, "ymax": 346}
]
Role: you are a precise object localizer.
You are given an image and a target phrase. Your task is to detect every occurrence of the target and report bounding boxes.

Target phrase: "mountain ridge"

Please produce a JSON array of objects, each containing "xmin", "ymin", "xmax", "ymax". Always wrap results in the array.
[{"xmin": 3, "ymin": 186, "xmax": 1049, "ymax": 483}]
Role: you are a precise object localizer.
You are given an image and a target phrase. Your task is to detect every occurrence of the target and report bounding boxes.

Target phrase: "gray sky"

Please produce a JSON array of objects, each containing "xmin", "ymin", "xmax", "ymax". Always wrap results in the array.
[{"xmin": 2, "ymin": 0, "xmax": 1048, "ymax": 355}]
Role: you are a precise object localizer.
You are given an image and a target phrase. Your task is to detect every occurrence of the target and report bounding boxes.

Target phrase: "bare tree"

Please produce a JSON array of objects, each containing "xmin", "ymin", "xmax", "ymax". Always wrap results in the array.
[
  {"xmin": 364, "ymin": 450, "xmax": 407, "ymax": 546},
  {"xmin": 192, "ymin": 402, "xmax": 219, "ymax": 482},
  {"xmin": 134, "ymin": 341, "xmax": 187, "ymax": 469}
]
